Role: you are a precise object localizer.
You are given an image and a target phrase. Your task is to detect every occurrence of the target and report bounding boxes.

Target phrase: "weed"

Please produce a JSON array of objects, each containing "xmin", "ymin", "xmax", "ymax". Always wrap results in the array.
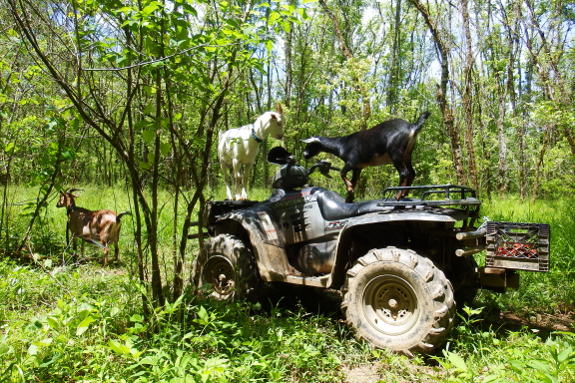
[{"xmin": 1, "ymin": 187, "xmax": 574, "ymax": 382}]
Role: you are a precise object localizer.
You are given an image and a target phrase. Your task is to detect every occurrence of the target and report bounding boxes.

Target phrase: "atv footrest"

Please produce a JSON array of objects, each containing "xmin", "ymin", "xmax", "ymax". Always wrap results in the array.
[{"xmin": 485, "ymin": 222, "xmax": 550, "ymax": 272}]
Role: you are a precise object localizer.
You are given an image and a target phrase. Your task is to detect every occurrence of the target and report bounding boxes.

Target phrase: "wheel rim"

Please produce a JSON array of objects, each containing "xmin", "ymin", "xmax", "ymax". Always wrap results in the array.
[
  {"xmin": 203, "ymin": 255, "xmax": 236, "ymax": 296},
  {"xmin": 362, "ymin": 274, "xmax": 420, "ymax": 336}
]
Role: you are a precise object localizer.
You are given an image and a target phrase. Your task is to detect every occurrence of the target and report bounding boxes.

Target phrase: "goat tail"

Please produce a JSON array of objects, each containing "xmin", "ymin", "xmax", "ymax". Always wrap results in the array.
[
  {"xmin": 404, "ymin": 111, "xmax": 431, "ymax": 162},
  {"xmin": 412, "ymin": 111, "xmax": 431, "ymax": 134},
  {"xmin": 116, "ymin": 211, "xmax": 132, "ymax": 222}
]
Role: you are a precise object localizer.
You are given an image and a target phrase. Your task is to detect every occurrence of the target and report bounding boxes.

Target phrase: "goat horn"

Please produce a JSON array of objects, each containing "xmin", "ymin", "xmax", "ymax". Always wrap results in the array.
[
  {"xmin": 302, "ymin": 137, "xmax": 320, "ymax": 144},
  {"xmin": 276, "ymin": 102, "xmax": 283, "ymax": 114}
]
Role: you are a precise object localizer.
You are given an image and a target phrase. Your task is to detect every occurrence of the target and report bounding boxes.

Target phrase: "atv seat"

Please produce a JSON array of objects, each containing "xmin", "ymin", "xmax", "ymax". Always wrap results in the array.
[{"xmin": 314, "ymin": 189, "xmax": 388, "ymax": 221}]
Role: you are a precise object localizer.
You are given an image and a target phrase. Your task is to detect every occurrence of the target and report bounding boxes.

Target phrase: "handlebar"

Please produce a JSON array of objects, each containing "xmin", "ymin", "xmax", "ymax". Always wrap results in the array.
[{"xmin": 309, "ymin": 160, "xmax": 340, "ymax": 178}]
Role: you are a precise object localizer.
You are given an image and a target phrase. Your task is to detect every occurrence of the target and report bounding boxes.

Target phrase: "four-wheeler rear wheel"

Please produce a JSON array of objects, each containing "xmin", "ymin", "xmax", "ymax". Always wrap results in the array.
[
  {"xmin": 192, "ymin": 234, "xmax": 261, "ymax": 302},
  {"xmin": 341, "ymin": 247, "xmax": 455, "ymax": 357}
]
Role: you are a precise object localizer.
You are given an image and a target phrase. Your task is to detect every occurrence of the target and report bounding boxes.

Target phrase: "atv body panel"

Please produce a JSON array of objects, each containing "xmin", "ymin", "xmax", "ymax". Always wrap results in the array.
[{"xmin": 204, "ymin": 184, "xmax": 487, "ymax": 288}]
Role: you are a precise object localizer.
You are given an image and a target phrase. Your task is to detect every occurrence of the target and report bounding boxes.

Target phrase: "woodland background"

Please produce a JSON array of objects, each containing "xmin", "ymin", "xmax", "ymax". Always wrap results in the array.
[
  {"xmin": 1, "ymin": 1, "xmax": 575, "ymax": 381},
  {"xmin": 1, "ymin": 0, "xmax": 574, "ymax": 313}
]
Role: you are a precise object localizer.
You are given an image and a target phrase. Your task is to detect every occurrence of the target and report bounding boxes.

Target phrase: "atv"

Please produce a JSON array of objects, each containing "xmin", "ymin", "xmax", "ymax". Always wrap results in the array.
[{"xmin": 192, "ymin": 147, "xmax": 551, "ymax": 356}]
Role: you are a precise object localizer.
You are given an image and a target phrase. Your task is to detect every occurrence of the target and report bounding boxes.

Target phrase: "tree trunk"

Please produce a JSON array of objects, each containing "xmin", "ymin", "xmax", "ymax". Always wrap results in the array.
[
  {"xmin": 496, "ymin": 88, "xmax": 509, "ymax": 194},
  {"xmin": 387, "ymin": 0, "xmax": 402, "ymax": 110},
  {"xmin": 409, "ymin": 0, "xmax": 465, "ymax": 184},
  {"xmin": 318, "ymin": 0, "xmax": 371, "ymax": 128},
  {"xmin": 461, "ymin": 0, "xmax": 478, "ymax": 191}
]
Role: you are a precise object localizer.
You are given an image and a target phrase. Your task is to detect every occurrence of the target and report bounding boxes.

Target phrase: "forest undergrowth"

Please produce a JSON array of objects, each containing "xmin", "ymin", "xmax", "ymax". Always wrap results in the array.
[{"xmin": 0, "ymin": 188, "xmax": 574, "ymax": 382}]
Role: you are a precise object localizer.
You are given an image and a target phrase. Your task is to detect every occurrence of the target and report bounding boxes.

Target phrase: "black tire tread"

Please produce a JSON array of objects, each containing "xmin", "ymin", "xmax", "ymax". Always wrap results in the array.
[{"xmin": 341, "ymin": 246, "xmax": 455, "ymax": 356}]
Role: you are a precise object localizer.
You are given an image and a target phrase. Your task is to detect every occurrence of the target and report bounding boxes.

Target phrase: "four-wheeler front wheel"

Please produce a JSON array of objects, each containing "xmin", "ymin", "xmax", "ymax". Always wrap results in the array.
[
  {"xmin": 192, "ymin": 234, "xmax": 261, "ymax": 302},
  {"xmin": 341, "ymin": 247, "xmax": 455, "ymax": 356}
]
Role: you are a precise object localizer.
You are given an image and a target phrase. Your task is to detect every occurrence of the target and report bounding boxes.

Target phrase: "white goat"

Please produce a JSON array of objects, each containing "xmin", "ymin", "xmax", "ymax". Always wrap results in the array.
[
  {"xmin": 57, "ymin": 189, "xmax": 130, "ymax": 266},
  {"xmin": 218, "ymin": 103, "xmax": 284, "ymax": 200}
]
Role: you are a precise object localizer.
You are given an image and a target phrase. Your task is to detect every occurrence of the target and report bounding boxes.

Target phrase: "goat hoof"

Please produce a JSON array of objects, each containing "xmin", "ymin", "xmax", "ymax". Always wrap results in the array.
[{"xmin": 394, "ymin": 193, "xmax": 406, "ymax": 201}]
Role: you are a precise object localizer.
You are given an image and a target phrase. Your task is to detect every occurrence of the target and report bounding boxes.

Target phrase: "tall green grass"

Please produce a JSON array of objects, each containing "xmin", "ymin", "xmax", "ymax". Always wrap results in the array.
[
  {"xmin": 1, "ymin": 187, "xmax": 574, "ymax": 382},
  {"xmin": 480, "ymin": 196, "xmax": 575, "ymax": 313}
]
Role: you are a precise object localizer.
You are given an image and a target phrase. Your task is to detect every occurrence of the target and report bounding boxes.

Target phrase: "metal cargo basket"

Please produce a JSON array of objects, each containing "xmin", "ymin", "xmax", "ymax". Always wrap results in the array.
[{"xmin": 485, "ymin": 222, "xmax": 550, "ymax": 272}]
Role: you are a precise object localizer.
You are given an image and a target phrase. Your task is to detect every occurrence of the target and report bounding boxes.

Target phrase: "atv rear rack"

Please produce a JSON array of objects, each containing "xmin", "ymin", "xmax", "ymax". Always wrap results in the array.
[{"xmin": 379, "ymin": 185, "xmax": 482, "ymax": 208}]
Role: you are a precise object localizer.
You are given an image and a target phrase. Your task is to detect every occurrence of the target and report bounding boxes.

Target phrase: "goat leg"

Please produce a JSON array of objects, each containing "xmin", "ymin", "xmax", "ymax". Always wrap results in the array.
[
  {"xmin": 221, "ymin": 163, "xmax": 234, "ymax": 200},
  {"xmin": 342, "ymin": 168, "xmax": 361, "ymax": 203},
  {"xmin": 393, "ymin": 157, "xmax": 417, "ymax": 200},
  {"xmin": 241, "ymin": 163, "xmax": 253, "ymax": 200}
]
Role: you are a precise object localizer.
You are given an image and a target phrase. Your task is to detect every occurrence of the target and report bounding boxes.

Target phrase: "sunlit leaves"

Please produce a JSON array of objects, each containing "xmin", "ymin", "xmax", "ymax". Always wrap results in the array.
[{"xmin": 141, "ymin": 1, "xmax": 161, "ymax": 16}]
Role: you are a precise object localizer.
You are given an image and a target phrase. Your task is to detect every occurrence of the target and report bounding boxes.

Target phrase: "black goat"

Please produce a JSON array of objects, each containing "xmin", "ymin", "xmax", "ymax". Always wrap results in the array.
[{"xmin": 303, "ymin": 111, "xmax": 430, "ymax": 202}]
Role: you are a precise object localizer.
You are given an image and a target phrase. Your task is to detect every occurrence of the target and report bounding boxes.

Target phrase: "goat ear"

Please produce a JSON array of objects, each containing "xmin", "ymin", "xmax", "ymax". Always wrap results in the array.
[
  {"xmin": 302, "ymin": 137, "xmax": 320, "ymax": 144},
  {"xmin": 276, "ymin": 102, "xmax": 283, "ymax": 114},
  {"xmin": 271, "ymin": 113, "xmax": 278, "ymax": 120}
]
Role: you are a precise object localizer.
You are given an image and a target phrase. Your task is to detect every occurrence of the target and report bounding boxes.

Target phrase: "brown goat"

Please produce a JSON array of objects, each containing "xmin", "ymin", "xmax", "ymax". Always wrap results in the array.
[{"xmin": 57, "ymin": 189, "xmax": 130, "ymax": 266}]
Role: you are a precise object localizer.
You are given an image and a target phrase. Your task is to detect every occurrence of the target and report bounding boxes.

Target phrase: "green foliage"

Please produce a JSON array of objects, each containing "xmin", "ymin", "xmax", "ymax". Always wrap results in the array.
[
  {"xmin": 481, "ymin": 196, "xmax": 575, "ymax": 311},
  {"xmin": 1, "ymin": 0, "xmax": 575, "ymax": 379},
  {"xmin": 1, "ymin": 189, "xmax": 575, "ymax": 382},
  {"xmin": 0, "ymin": 258, "xmax": 349, "ymax": 382},
  {"xmin": 427, "ymin": 308, "xmax": 575, "ymax": 383}
]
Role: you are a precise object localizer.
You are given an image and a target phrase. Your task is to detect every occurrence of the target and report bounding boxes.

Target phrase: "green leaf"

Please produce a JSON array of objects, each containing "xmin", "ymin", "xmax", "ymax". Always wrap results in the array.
[
  {"xmin": 27, "ymin": 344, "xmax": 38, "ymax": 356},
  {"xmin": 142, "ymin": 129, "xmax": 156, "ymax": 143},
  {"xmin": 139, "ymin": 355, "xmax": 158, "ymax": 366},
  {"xmin": 61, "ymin": 150, "xmax": 75, "ymax": 160},
  {"xmin": 110, "ymin": 307, "xmax": 120, "ymax": 317},
  {"xmin": 528, "ymin": 360, "xmax": 551, "ymax": 374},
  {"xmin": 109, "ymin": 339, "xmax": 130, "ymax": 356},
  {"xmin": 139, "ymin": 161, "xmax": 150, "ymax": 171},
  {"xmin": 268, "ymin": 12, "xmax": 280, "ymax": 24},
  {"xmin": 160, "ymin": 143, "xmax": 171, "ymax": 156},
  {"xmin": 446, "ymin": 352, "xmax": 468, "ymax": 372},
  {"xmin": 143, "ymin": 86, "xmax": 154, "ymax": 96},
  {"xmin": 76, "ymin": 316, "xmax": 96, "ymax": 336},
  {"xmin": 557, "ymin": 346, "xmax": 573, "ymax": 363},
  {"xmin": 0, "ymin": 344, "xmax": 10, "ymax": 355},
  {"xmin": 47, "ymin": 317, "xmax": 59, "ymax": 329},
  {"xmin": 182, "ymin": 3, "xmax": 197, "ymax": 16},
  {"xmin": 34, "ymin": 338, "xmax": 53, "ymax": 347},
  {"xmin": 144, "ymin": 103, "xmax": 154, "ymax": 115},
  {"xmin": 142, "ymin": 3, "xmax": 159, "ymax": 15},
  {"xmin": 281, "ymin": 21, "xmax": 291, "ymax": 33}
]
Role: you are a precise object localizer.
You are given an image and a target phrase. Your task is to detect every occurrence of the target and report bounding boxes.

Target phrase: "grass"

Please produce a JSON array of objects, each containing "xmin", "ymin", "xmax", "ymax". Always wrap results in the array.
[{"xmin": 0, "ymin": 186, "xmax": 574, "ymax": 382}]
